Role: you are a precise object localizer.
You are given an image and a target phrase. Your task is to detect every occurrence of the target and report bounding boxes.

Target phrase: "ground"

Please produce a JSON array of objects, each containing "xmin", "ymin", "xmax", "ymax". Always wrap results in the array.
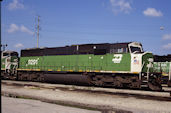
[
  {"xmin": 2, "ymin": 80, "xmax": 171, "ymax": 113},
  {"xmin": 2, "ymin": 96, "xmax": 100, "ymax": 113}
]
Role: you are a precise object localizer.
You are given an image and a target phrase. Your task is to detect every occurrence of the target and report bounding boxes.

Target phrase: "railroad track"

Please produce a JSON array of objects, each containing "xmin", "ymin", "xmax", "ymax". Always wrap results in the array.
[{"xmin": 2, "ymin": 80, "xmax": 171, "ymax": 101}]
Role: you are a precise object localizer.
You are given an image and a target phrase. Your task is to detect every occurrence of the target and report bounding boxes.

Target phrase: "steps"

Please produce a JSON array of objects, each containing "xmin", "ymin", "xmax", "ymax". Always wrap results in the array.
[{"xmin": 140, "ymin": 73, "xmax": 149, "ymax": 88}]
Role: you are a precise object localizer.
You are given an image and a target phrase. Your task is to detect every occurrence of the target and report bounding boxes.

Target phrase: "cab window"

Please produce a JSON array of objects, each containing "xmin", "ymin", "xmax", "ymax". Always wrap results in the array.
[
  {"xmin": 11, "ymin": 52, "xmax": 18, "ymax": 57},
  {"xmin": 130, "ymin": 46, "xmax": 142, "ymax": 53},
  {"xmin": 3, "ymin": 53, "xmax": 9, "ymax": 57}
]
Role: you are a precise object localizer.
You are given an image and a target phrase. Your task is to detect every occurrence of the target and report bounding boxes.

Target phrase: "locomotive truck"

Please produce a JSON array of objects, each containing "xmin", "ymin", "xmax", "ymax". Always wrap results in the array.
[{"xmin": 1, "ymin": 42, "xmax": 162, "ymax": 90}]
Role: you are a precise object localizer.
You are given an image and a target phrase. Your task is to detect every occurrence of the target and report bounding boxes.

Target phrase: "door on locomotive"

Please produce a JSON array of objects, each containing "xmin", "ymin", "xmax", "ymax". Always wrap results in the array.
[
  {"xmin": 1, "ymin": 51, "xmax": 18, "ymax": 75},
  {"xmin": 128, "ymin": 42, "xmax": 144, "ymax": 73}
]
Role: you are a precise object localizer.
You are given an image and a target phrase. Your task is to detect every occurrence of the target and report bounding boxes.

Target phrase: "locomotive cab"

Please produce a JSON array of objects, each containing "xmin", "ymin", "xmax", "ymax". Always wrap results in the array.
[
  {"xmin": 1, "ymin": 51, "xmax": 18, "ymax": 77},
  {"xmin": 128, "ymin": 42, "xmax": 153, "ymax": 73},
  {"xmin": 1, "ymin": 51, "xmax": 18, "ymax": 58},
  {"xmin": 127, "ymin": 42, "xmax": 161, "ymax": 90}
]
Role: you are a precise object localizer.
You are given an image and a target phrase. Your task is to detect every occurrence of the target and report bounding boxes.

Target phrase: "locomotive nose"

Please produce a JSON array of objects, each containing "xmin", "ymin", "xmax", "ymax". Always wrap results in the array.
[{"xmin": 141, "ymin": 52, "xmax": 154, "ymax": 73}]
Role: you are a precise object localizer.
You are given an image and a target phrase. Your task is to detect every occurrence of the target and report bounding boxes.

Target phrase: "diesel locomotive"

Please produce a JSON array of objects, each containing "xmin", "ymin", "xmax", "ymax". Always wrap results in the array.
[
  {"xmin": 1, "ymin": 42, "xmax": 162, "ymax": 90},
  {"xmin": 153, "ymin": 55, "xmax": 171, "ymax": 87}
]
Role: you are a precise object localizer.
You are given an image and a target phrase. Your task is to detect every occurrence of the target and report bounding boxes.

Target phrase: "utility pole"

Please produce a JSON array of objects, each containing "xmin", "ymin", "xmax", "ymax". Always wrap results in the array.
[
  {"xmin": 0, "ymin": 1, "xmax": 3, "ymax": 113},
  {"xmin": 0, "ymin": 0, "xmax": 2, "ymax": 52},
  {"xmin": 36, "ymin": 16, "xmax": 40, "ymax": 48}
]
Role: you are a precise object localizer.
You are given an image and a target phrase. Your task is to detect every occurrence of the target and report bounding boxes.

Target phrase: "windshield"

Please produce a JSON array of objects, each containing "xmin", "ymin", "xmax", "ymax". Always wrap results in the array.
[
  {"xmin": 3, "ymin": 53, "xmax": 9, "ymax": 56},
  {"xmin": 11, "ymin": 52, "xmax": 18, "ymax": 57},
  {"xmin": 130, "ymin": 46, "xmax": 142, "ymax": 53}
]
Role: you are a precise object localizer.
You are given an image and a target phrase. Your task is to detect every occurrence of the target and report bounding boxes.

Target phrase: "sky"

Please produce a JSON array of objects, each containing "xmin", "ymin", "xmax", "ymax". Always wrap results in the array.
[{"xmin": 1, "ymin": 0, "xmax": 171, "ymax": 55}]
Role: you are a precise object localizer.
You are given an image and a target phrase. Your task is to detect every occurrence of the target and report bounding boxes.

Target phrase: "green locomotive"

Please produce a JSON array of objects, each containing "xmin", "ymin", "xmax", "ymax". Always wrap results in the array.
[
  {"xmin": 1, "ymin": 42, "xmax": 162, "ymax": 90},
  {"xmin": 1, "ymin": 51, "xmax": 18, "ymax": 79},
  {"xmin": 153, "ymin": 62, "xmax": 171, "ymax": 86}
]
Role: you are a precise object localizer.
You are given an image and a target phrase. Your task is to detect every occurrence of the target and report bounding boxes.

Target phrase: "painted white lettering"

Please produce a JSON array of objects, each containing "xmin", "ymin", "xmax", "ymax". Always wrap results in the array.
[
  {"xmin": 26, "ymin": 58, "xmax": 39, "ymax": 66},
  {"xmin": 112, "ymin": 54, "xmax": 123, "ymax": 63}
]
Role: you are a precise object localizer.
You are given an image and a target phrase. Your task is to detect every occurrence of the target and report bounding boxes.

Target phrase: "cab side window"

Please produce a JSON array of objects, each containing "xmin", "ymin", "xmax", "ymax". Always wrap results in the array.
[
  {"xmin": 3, "ymin": 53, "xmax": 9, "ymax": 57},
  {"xmin": 11, "ymin": 52, "xmax": 18, "ymax": 57}
]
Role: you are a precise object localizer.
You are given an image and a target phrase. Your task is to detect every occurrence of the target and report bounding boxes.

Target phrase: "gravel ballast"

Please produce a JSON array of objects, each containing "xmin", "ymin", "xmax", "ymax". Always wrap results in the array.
[{"xmin": 1, "ymin": 81, "xmax": 171, "ymax": 113}]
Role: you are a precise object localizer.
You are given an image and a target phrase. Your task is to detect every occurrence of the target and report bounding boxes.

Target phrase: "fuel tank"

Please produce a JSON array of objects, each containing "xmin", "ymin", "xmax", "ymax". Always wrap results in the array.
[{"xmin": 43, "ymin": 73, "xmax": 91, "ymax": 85}]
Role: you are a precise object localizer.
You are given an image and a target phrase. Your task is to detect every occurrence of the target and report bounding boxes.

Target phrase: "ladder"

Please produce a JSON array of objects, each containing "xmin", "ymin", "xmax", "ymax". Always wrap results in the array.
[
  {"xmin": 139, "ymin": 62, "xmax": 150, "ymax": 88},
  {"xmin": 140, "ymin": 73, "xmax": 149, "ymax": 88}
]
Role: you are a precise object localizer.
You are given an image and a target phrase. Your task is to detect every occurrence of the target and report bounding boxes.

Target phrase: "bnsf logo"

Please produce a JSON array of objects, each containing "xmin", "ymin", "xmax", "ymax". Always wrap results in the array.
[
  {"xmin": 112, "ymin": 54, "xmax": 123, "ymax": 63},
  {"xmin": 26, "ymin": 58, "xmax": 39, "ymax": 66}
]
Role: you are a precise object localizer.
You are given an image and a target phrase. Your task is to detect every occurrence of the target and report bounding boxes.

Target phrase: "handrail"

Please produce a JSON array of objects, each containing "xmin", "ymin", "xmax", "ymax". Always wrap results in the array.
[
  {"xmin": 139, "ymin": 62, "xmax": 145, "ymax": 80},
  {"xmin": 169, "ymin": 62, "xmax": 171, "ymax": 81}
]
